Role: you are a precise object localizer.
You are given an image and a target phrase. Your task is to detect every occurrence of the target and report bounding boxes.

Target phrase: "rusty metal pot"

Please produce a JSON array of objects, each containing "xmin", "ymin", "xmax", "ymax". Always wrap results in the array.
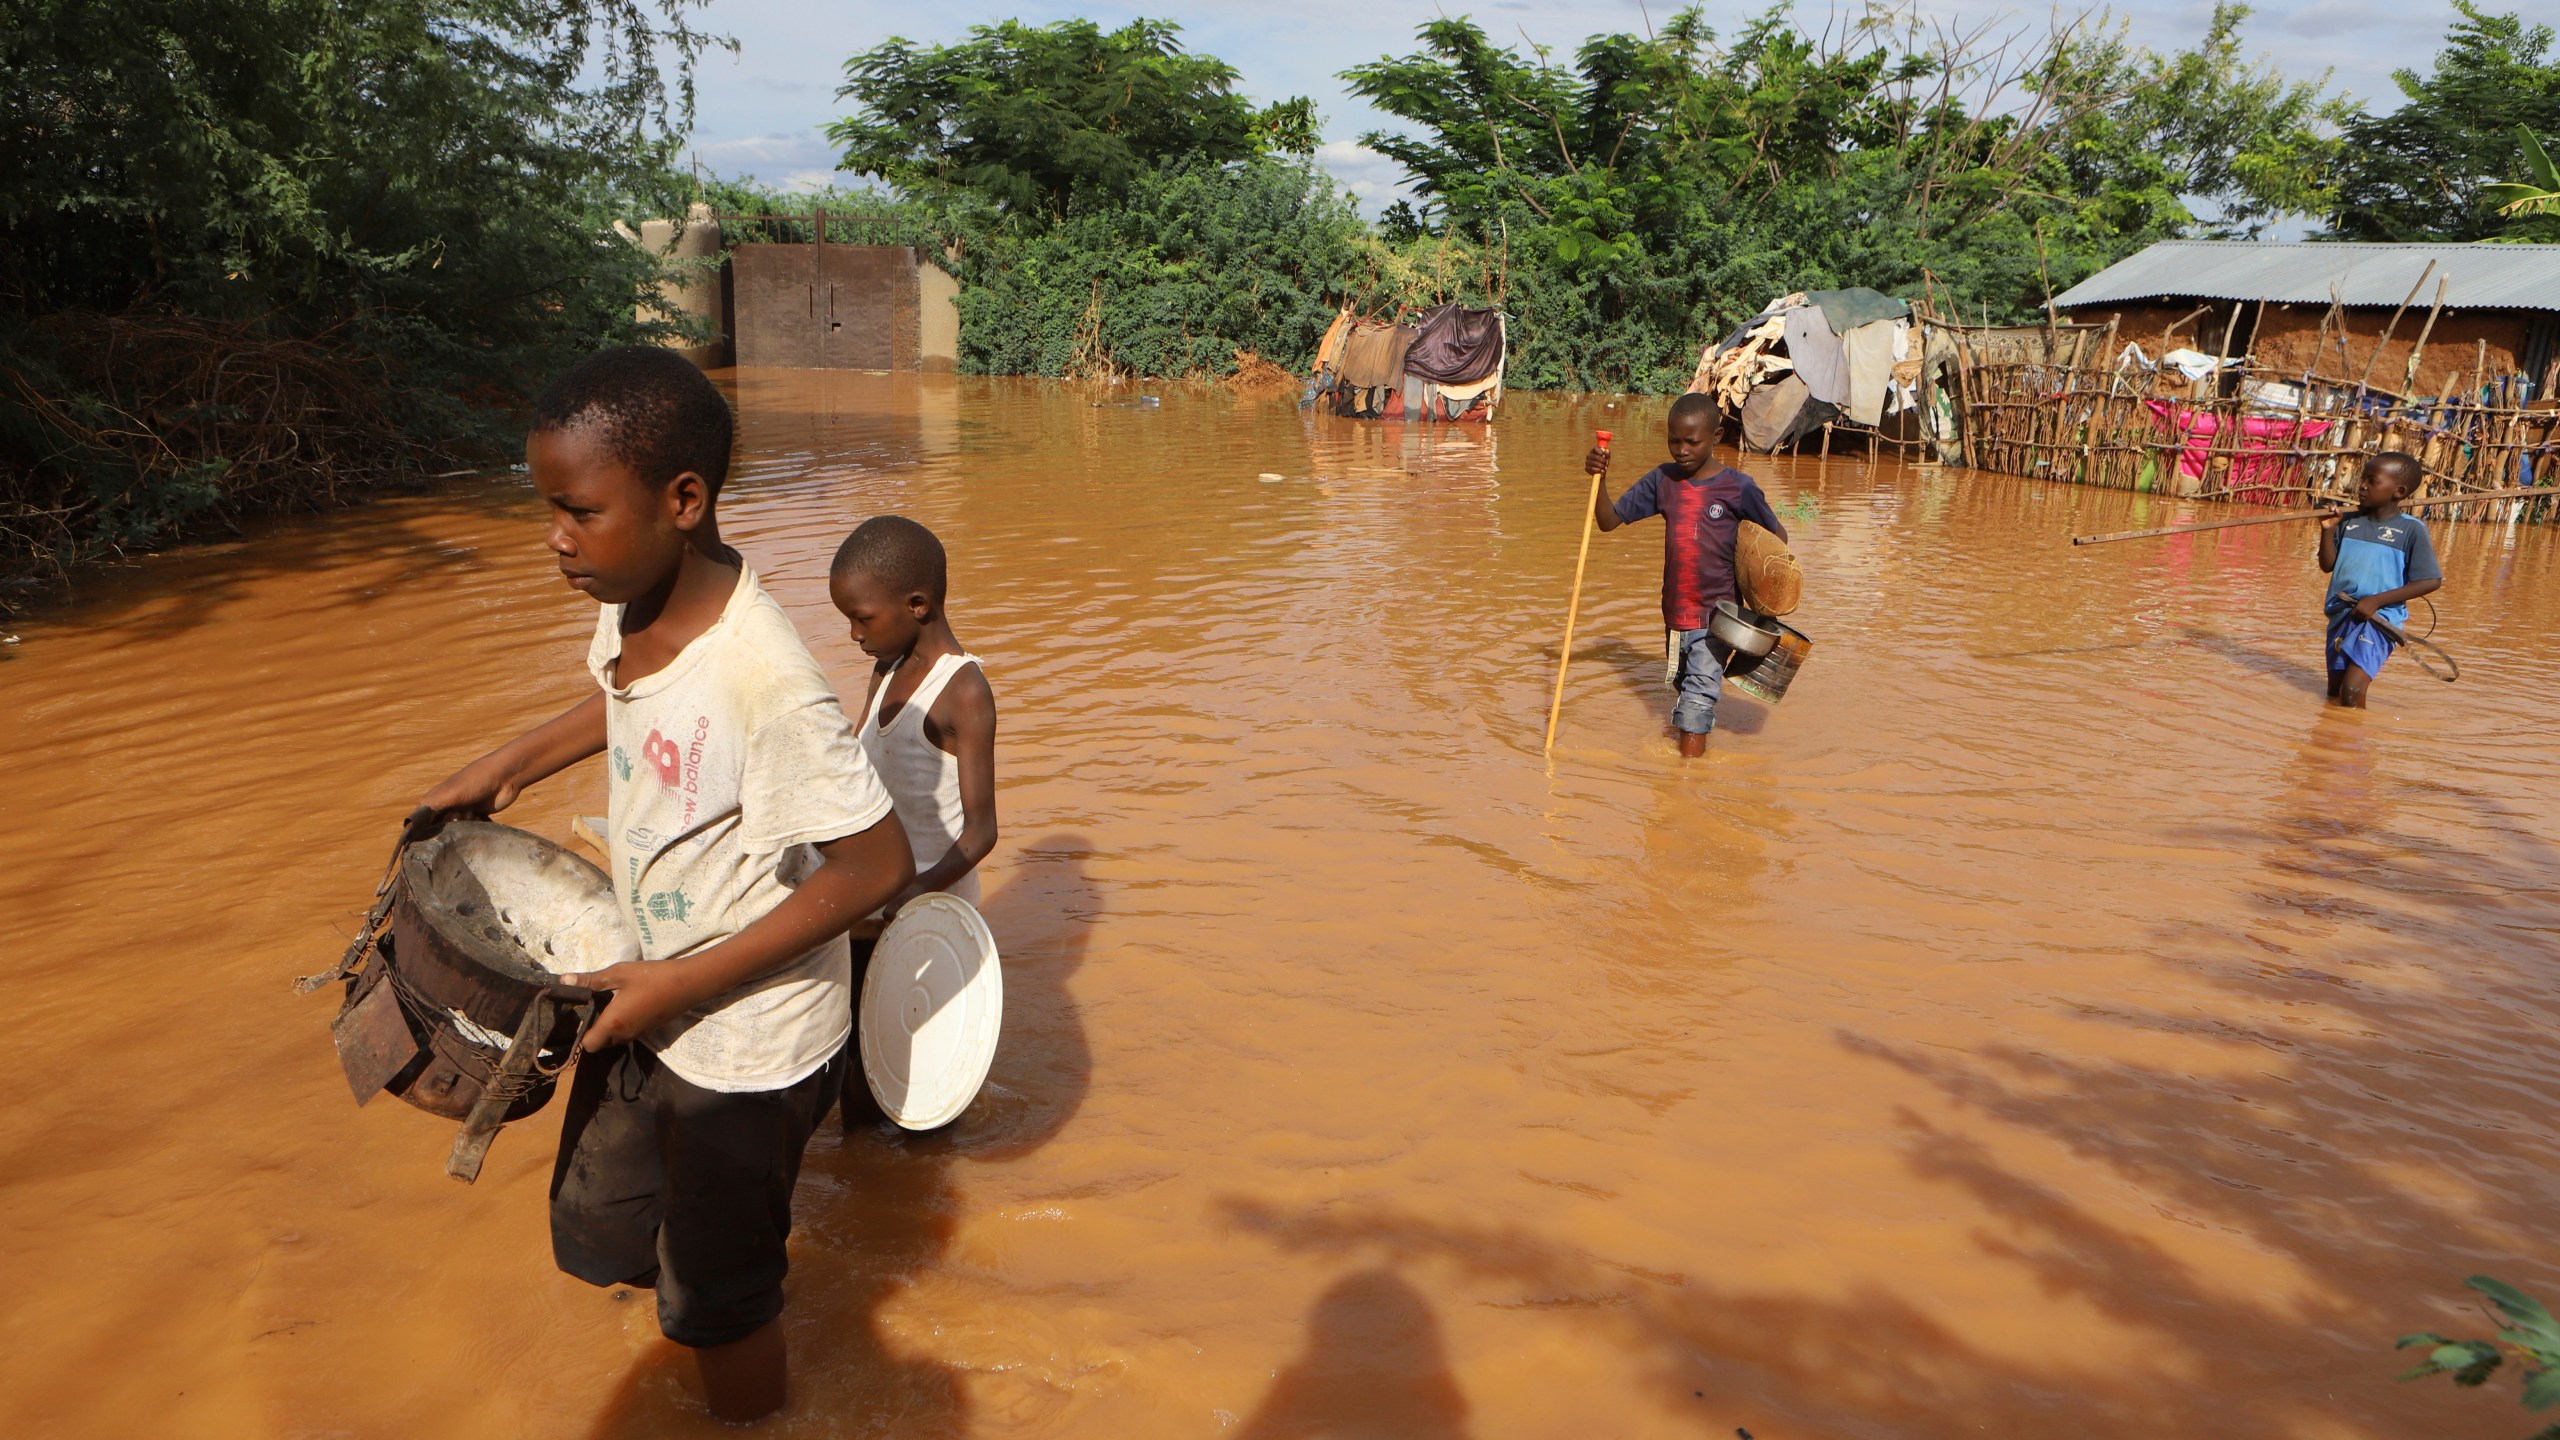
[{"xmin": 315, "ymin": 820, "xmax": 629, "ymax": 1180}]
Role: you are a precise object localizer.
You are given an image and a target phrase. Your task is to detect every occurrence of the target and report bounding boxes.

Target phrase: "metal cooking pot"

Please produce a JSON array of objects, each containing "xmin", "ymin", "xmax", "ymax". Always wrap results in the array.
[
  {"xmin": 310, "ymin": 819, "xmax": 626, "ymax": 1182},
  {"xmin": 1709, "ymin": 599, "xmax": 1781, "ymax": 659}
]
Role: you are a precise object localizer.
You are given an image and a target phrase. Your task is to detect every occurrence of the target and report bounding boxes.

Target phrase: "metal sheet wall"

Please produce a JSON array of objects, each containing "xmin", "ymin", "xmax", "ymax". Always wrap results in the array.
[{"xmin": 730, "ymin": 244, "xmax": 922, "ymax": 370}]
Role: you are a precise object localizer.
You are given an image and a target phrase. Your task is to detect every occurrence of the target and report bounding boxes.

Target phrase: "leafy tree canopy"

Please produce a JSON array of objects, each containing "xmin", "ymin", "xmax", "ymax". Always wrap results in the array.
[
  {"xmin": 1341, "ymin": 3, "xmax": 2346, "ymax": 265},
  {"xmin": 1, "ymin": 0, "xmax": 715, "ymax": 579},
  {"xmin": 2327, "ymin": 3, "xmax": 2560, "ymax": 241},
  {"xmin": 2, "ymin": 0, "xmax": 713, "ymax": 328},
  {"xmin": 829, "ymin": 18, "xmax": 1316, "ymax": 217}
]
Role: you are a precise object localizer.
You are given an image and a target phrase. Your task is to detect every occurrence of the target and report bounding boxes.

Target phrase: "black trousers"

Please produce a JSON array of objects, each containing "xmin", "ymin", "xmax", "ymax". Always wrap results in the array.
[{"xmin": 549, "ymin": 1041, "xmax": 838, "ymax": 1348}]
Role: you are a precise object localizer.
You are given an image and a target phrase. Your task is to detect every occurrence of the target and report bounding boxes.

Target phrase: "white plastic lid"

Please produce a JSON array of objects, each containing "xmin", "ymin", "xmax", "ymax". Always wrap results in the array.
[{"xmin": 859, "ymin": 892, "xmax": 1003, "ymax": 1130}]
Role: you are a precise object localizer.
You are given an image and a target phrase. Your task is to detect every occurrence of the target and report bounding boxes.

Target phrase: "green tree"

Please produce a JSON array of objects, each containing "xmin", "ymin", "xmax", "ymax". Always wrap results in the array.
[
  {"xmin": 828, "ymin": 18, "xmax": 1314, "ymax": 217},
  {"xmin": 2485, "ymin": 128, "xmax": 2560, "ymax": 214},
  {"xmin": 1, "ymin": 0, "xmax": 716, "ymax": 581},
  {"xmin": 2327, "ymin": 4, "xmax": 2560, "ymax": 240},
  {"xmin": 2400, "ymin": 1275, "xmax": 2560, "ymax": 1438},
  {"xmin": 955, "ymin": 158, "xmax": 1366, "ymax": 379},
  {"xmin": 1336, "ymin": 4, "xmax": 2344, "ymax": 389}
]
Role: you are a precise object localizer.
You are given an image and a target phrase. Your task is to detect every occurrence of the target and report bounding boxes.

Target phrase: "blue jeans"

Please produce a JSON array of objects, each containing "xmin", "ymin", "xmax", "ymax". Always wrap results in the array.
[{"xmin": 1669, "ymin": 627, "xmax": 1724, "ymax": 734}]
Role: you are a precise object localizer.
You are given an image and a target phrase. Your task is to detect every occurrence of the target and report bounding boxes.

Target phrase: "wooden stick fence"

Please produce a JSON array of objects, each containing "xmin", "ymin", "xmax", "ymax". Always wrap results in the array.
[{"xmin": 1935, "ymin": 320, "xmax": 2560, "ymax": 525}]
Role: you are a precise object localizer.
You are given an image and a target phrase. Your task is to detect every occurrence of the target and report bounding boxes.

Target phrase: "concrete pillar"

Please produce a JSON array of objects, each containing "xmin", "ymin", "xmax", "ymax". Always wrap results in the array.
[
  {"xmin": 918, "ymin": 259, "xmax": 959, "ymax": 374},
  {"xmin": 628, "ymin": 202, "xmax": 728, "ymax": 369}
]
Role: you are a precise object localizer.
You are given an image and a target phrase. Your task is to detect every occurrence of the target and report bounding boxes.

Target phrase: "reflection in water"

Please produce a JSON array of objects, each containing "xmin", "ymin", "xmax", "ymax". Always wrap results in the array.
[
  {"xmin": 3, "ymin": 376, "xmax": 2558, "ymax": 1438},
  {"xmin": 1237, "ymin": 1270, "xmax": 1469, "ymax": 1440}
]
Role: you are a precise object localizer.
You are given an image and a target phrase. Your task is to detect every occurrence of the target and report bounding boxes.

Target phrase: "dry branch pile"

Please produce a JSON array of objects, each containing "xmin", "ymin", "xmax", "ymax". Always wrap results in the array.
[{"xmin": 0, "ymin": 312, "xmax": 453, "ymax": 584}]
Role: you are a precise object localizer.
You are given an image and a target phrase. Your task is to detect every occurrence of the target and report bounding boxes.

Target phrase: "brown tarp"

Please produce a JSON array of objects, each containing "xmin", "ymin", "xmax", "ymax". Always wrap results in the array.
[
  {"xmin": 1402, "ymin": 303, "xmax": 1503, "ymax": 384},
  {"xmin": 1740, "ymin": 374, "xmax": 1835, "ymax": 451},
  {"xmin": 1337, "ymin": 322, "xmax": 1420, "ymax": 388}
]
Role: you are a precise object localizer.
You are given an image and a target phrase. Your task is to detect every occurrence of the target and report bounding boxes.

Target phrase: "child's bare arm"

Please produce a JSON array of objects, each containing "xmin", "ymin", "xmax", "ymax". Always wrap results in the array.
[
  {"xmin": 898, "ymin": 669, "xmax": 998, "ymax": 910},
  {"xmin": 418, "ymin": 691, "xmax": 607, "ymax": 822},
  {"xmin": 2349, "ymin": 575, "xmax": 2442, "ymax": 621},
  {"xmin": 568, "ymin": 811, "xmax": 914, "ymax": 1050},
  {"xmin": 2317, "ymin": 512, "xmax": 2343, "ymax": 572}
]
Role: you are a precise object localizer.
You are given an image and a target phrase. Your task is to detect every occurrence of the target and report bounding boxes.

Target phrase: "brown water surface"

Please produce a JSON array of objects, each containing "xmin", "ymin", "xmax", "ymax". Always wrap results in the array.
[{"xmin": 6, "ymin": 375, "xmax": 2559, "ymax": 1438}]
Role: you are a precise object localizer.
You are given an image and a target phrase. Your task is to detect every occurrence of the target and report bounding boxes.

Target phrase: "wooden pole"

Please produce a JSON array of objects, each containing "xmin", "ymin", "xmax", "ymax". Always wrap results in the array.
[
  {"xmin": 2352, "ymin": 259, "xmax": 2436, "ymax": 396},
  {"xmin": 2070, "ymin": 484, "xmax": 2556, "ymax": 546},
  {"xmin": 2401, "ymin": 275, "xmax": 2449, "ymax": 393},
  {"xmin": 2160, "ymin": 305, "xmax": 2212, "ymax": 347},
  {"xmin": 2213, "ymin": 303, "xmax": 2242, "ymax": 375},
  {"xmin": 1544, "ymin": 430, "xmax": 1613, "ymax": 753}
]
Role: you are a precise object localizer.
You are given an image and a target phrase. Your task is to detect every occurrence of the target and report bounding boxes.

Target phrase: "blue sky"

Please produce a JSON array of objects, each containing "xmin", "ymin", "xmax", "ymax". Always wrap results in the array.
[{"xmin": 679, "ymin": 0, "xmax": 2469, "ymax": 210}]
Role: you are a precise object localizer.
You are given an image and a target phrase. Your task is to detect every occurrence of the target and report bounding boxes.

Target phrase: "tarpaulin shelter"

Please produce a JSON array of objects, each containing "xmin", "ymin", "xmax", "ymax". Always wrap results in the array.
[
  {"xmin": 1687, "ymin": 288, "xmax": 1925, "ymax": 452},
  {"xmin": 1304, "ymin": 302, "xmax": 1506, "ymax": 423}
]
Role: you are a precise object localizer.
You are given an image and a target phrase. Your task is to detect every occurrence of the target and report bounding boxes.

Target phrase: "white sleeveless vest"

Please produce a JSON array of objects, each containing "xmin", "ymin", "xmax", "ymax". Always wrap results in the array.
[{"xmin": 857, "ymin": 650, "xmax": 982, "ymax": 906}]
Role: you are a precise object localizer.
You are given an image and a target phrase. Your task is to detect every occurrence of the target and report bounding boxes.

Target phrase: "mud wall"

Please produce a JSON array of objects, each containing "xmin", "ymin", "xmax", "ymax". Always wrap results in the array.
[{"xmin": 2249, "ymin": 305, "xmax": 2529, "ymax": 397}]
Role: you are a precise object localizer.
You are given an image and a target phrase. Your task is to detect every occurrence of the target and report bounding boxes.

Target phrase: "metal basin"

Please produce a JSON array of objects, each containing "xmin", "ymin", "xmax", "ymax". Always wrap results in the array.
[{"xmin": 1709, "ymin": 599, "xmax": 1781, "ymax": 658}]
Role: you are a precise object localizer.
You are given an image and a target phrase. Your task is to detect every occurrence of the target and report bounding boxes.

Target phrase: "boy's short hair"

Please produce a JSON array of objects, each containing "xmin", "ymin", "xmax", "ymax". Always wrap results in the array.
[
  {"xmin": 2368, "ymin": 450, "xmax": 2421, "ymax": 489},
  {"xmin": 832, "ymin": 515, "xmax": 947, "ymax": 601},
  {"xmin": 531, "ymin": 346, "xmax": 734, "ymax": 495},
  {"xmin": 1668, "ymin": 391, "xmax": 1721, "ymax": 428}
]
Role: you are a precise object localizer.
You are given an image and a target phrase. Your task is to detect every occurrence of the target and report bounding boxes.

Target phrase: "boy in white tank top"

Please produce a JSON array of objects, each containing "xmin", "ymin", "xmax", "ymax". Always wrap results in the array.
[{"xmin": 827, "ymin": 514, "xmax": 998, "ymax": 929}]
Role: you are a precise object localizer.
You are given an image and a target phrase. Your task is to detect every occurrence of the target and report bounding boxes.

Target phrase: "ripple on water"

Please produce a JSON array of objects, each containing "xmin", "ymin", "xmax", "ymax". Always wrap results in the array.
[{"xmin": 2, "ymin": 375, "xmax": 2558, "ymax": 1438}]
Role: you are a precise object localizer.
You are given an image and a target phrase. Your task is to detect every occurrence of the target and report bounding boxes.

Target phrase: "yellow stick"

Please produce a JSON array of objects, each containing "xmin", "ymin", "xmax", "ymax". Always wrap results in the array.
[{"xmin": 1544, "ymin": 441, "xmax": 1610, "ymax": 752}]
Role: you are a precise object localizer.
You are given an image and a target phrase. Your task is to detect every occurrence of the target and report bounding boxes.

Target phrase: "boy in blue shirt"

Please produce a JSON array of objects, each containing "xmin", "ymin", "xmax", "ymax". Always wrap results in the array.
[
  {"xmin": 1581, "ymin": 393, "xmax": 1787, "ymax": 756},
  {"xmin": 2318, "ymin": 451, "xmax": 2443, "ymax": 709}
]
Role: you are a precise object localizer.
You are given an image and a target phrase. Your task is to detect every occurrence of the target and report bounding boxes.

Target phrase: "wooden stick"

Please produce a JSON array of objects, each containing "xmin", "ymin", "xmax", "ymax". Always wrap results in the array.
[
  {"xmin": 1544, "ymin": 430, "xmax": 1612, "ymax": 752},
  {"xmin": 2352, "ymin": 259, "xmax": 2435, "ymax": 395},
  {"xmin": 2401, "ymin": 275, "xmax": 2448, "ymax": 393},
  {"xmin": 2071, "ymin": 484, "xmax": 2556, "ymax": 546},
  {"xmin": 2160, "ymin": 304, "xmax": 2212, "ymax": 346}
]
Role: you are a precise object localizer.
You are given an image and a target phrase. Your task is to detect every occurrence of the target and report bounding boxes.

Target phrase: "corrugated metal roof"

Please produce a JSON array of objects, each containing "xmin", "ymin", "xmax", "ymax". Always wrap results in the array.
[{"xmin": 2051, "ymin": 241, "xmax": 2560, "ymax": 312}]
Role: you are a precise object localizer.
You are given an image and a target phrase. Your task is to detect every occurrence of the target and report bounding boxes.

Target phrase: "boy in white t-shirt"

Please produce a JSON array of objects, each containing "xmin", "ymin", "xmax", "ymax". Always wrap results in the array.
[{"xmin": 416, "ymin": 347, "xmax": 912, "ymax": 1425}]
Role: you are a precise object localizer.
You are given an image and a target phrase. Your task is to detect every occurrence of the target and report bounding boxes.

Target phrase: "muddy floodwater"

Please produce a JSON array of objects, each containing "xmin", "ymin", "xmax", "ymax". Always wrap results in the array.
[{"xmin": 6, "ymin": 374, "xmax": 2560, "ymax": 1438}]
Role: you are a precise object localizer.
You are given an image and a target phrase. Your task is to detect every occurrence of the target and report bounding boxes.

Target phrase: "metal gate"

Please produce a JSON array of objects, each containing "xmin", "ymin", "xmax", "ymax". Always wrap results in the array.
[{"xmin": 729, "ymin": 242, "xmax": 922, "ymax": 370}]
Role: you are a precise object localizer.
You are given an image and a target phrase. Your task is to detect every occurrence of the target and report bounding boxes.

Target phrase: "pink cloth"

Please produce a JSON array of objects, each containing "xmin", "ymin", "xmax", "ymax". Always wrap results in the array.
[{"xmin": 2145, "ymin": 401, "xmax": 2333, "ymax": 504}]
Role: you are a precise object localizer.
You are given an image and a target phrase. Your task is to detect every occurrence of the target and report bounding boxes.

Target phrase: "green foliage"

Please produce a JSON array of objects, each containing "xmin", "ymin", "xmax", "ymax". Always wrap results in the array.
[
  {"xmin": 0, "ymin": 0, "xmax": 715, "ymax": 581},
  {"xmin": 1335, "ymin": 3, "xmax": 2348, "ymax": 388},
  {"xmin": 2328, "ymin": 4, "xmax": 2560, "ymax": 241},
  {"xmin": 965, "ymin": 161, "xmax": 1366, "ymax": 380},
  {"xmin": 2482, "ymin": 126, "xmax": 2560, "ymax": 229},
  {"xmin": 818, "ymin": 16, "xmax": 1359, "ymax": 380},
  {"xmin": 828, "ymin": 19, "xmax": 1315, "ymax": 217},
  {"xmin": 2400, "ymin": 1275, "xmax": 2560, "ymax": 1438},
  {"xmin": 804, "ymin": 6, "xmax": 2358, "ymax": 395},
  {"xmin": 703, "ymin": 164, "xmax": 1374, "ymax": 382}
]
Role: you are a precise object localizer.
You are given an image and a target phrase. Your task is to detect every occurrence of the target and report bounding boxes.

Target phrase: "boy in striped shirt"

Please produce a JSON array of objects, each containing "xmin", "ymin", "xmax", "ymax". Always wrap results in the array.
[{"xmin": 1581, "ymin": 393, "xmax": 1788, "ymax": 757}]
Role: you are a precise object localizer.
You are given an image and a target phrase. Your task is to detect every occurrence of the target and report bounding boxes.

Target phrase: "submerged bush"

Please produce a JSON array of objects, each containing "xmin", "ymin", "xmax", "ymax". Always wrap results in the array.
[{"xmin": 0, "ymin": 0, "xmax": 713, "ymax": 586}]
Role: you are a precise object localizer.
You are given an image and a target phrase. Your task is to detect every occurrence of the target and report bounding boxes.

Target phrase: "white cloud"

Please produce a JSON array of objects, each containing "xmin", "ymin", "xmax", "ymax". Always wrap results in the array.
[
  {"xmin": 1314, "ymin": 139, "xmax": 1413, "ymax": 213},
  {"xmin": 691, "ymin": 132, "xmax": 831, "ymax": 167},
  {"xmin": 2276, "ymin": 0, "xmax": 2393, "ymax": 38}
]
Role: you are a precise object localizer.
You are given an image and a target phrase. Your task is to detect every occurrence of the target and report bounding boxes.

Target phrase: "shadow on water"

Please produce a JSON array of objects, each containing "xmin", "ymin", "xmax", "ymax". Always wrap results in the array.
[
  {"xmin": 1217, "ymin": 724, "xmax": 2560, "ymax": 1436},
  {"xmin": 577, "ymin": 834, "xmax": 1097, "ymax": 1438},
  {"xmin": 2, "ymin": 477, "xmax": 536, "ymax": 652},
  {"xmin": 1234, "ymin": 1269, "xmax": 1473, "ymax": 1440},
  {"xmin": 2176, "ymin": 625, "xmax": 2327, "ymax": 695}
]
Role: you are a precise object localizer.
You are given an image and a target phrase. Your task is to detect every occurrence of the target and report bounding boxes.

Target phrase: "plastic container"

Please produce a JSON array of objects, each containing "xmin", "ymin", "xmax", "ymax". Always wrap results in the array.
[{"xmin": 861, "ymin": 892, "xmax": 1004, "ymax": 1130}]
